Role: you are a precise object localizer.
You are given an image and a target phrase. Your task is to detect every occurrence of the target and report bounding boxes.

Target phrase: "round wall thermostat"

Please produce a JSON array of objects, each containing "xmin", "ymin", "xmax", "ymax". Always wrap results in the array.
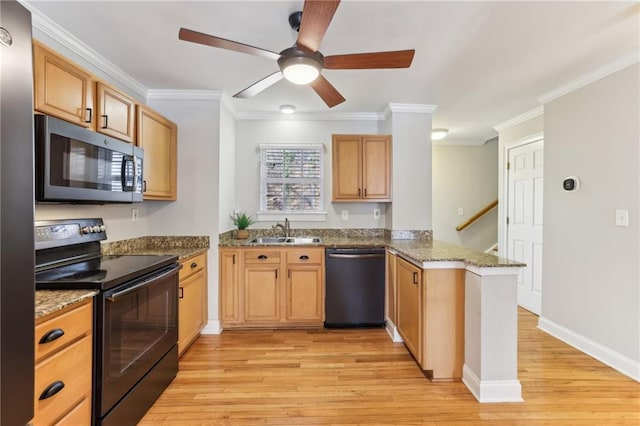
[{"xmin": 562, "ymin": 176, "xmax": 580, "ymax": 192}]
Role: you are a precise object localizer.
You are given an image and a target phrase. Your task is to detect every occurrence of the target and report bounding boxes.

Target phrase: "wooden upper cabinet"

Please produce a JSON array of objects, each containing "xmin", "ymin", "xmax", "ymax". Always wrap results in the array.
[
  {"xmin": 136, "ymin": 105, "xmax": 178, "ymax": 200},
  {"xmin": 332, "ymin": 134, "xmax": 391, "ymax": 202},
  {"xmin": 33, "ymin": 42, "xmax": 94, "ymax": 127},
  {"xmin": 96, "ymin": 82, "xmax": 135, "ymax": 143}
]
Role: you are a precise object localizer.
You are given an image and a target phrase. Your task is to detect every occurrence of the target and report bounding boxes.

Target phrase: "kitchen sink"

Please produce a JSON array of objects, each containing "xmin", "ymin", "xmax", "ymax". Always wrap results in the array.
[{"xmin": 245, "ymin": 236, "xmax": 322, "ymax": 245}]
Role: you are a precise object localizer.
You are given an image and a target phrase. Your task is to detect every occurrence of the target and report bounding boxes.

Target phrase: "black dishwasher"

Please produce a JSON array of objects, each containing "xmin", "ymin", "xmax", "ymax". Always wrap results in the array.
[{"xmin": 325, "ymin": 247, "xmax": 386, "ymax": 327}]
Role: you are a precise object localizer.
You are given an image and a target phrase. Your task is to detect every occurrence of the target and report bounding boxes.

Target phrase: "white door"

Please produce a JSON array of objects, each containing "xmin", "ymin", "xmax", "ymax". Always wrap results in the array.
[{"xmin": 507, "ymin": 139, "xmax": 543, "ymax": 314}]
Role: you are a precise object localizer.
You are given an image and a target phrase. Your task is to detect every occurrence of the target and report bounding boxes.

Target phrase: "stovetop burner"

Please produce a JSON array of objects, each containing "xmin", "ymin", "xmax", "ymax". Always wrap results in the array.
[{"xmin": 35, "ymin": 219, "xmax": 178, "ymax": 291}]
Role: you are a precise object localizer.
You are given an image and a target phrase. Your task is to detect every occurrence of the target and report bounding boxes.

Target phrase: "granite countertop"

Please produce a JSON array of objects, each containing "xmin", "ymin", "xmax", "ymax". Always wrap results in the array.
[
  {"xmin": 35, "ymin": 289, "xmax": 98, "ymax": 320},
  {"xmin": 102, "ymin": 236, "xmax": 210, "ymax": 260},
  {"xmin": 220, "ymin": 232, "xmax": 523, "ymax": 268}
]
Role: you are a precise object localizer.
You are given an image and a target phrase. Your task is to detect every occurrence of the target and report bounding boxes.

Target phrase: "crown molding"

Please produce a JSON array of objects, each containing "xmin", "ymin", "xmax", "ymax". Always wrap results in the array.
[
  {"xmin": 234, "ymin": 111, "xmax": 383, "ymax": 121},
  {"xmin": 537, "ymin": 49, "xmax": 640, "ymax": 105},
  {"xmin": 220, "ymin": 94, "xmax": 238, "ymax": 116},
  {"xmin": 146, "ymin": 89, "xmax": 224, "ymax": 101},
  {"xmin": 432, "ymin": 138, "xmax": 493, "ymax": 147},
  {"xmin": 383, "ymin": 103, "xmax": 438, "ymax": 118},
  {"xmin": 22, "ymin": 0, "xmax": 148, "ymax": 101},
  {"xmin": 494, "ymin": 106, "xmax": 544, "ymax": 132}
]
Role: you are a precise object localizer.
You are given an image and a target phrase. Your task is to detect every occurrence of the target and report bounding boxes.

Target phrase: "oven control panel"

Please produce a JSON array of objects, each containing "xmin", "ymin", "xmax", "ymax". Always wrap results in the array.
[{"xmin": 35, "ymin": 218, "xmax": 106, "ymax": 250}]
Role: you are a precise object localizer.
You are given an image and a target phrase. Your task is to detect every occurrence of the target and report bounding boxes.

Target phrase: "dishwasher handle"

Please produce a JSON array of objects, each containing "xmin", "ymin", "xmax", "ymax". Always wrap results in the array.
[{"xmin": 327, "ymin": 253, "xmax": 385, "ymax": 259}]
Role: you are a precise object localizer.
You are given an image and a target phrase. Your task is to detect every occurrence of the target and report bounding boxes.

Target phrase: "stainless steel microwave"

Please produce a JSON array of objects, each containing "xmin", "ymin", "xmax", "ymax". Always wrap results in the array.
[{"xmin": 35, "ymin": 114, "xmax": 143, "ymax": 203}]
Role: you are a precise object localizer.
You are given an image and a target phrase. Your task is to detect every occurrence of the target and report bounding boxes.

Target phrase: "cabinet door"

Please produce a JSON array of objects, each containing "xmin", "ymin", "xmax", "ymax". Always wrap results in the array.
[
  {"xmin": 96, "ymin": 82, "xmax": 135, "ymax": 143},
  {"xmin": 386, "ymin": 250, "xmax": 397, "ymax": 325},
  {"xmin": 244, "ymin": 265, "xmax": 280, "ymax": 323},
  {"xmin": 33, "ymin": 42, "xmax": 94, "ymax": 127},
  {"xmin": 178, "ymin": 269, "xmax": 206, "ymax": 356},
  {"xmin": 332, "ymin": 135, "xmax": 362, "ymax": 200},
  {"xmin": 396, "ymin": 257, "xmax": 422, "ymax": 362},
  {"xmin": 136, "ymin": 105, "xmax": 177, "ymax": 200},
  {"xmin": 362, "ymin": 136, "xmax": 391, "ymax": 200},
  {"xmin": 286, "ymin": 264, "xmax": 324, "ymax": 322},
  {"xmin": 219, "ymin": 249, "xmax": 241, "ymax": 325}
]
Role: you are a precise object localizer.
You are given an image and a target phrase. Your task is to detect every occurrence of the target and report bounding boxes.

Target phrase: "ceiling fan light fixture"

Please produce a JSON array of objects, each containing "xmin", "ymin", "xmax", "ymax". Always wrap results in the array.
[
  {"xmin": 280, "ymin": 104, "xmax": 296, "ymax": 114},
  {"xmin": 281, "ymin": 60, "xmax": 320, "ymax": 85},
  {"xmin": 431, "ymin": 128, "xmax": 449, "ymax": 141}
]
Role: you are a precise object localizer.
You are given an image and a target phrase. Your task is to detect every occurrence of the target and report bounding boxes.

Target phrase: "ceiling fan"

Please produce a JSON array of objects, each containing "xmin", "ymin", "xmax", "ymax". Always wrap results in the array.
[{"xmin": 178, "ymin": 0, "xmax": 415, "ymax": 108}]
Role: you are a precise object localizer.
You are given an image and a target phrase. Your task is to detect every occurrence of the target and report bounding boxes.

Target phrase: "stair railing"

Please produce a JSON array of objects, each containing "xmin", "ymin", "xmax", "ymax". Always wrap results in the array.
[{"xmin": 455, "ymin": 199, "xmax": 498, "ymax": 231}]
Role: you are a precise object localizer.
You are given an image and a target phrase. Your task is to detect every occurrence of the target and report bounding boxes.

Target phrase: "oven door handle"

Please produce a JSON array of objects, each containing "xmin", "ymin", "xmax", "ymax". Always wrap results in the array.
[{"xmin": 107, "ymin": 266, "xmax": 178, "ymax": 302}]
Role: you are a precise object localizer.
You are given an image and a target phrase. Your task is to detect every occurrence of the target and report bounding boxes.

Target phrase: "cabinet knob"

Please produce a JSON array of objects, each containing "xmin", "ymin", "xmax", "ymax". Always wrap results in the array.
[
  {"xmin": 258, "ymin": 255, "xmax": 268, "ymax": 260},
  {"xmin": 39, "ymin": 328, "xmax": 65, "ymax": 344},
  {"xmin": 39, "ymin": 381, "xmax": 65, "ymax": 400},
  {"xmin": 190, "ymin": 262, "xmax": 198, "ymax": 269},
  {"xmin": 299, "ymin": 255, "xmax": 309, "ymax": 260}
]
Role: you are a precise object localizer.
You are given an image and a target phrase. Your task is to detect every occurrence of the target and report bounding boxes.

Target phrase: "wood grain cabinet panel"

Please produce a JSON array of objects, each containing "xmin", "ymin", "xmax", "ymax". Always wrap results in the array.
[
  {"xmin": 332, "ymin": 134, "xmax": 391, "ymax": 202},
  {"xmin": 96, "ymin": 82, "xmax": 135, "ymax": 143},
  {"xmin": 33, "ymin": 299, "xmax": 93, "ymax": 426},
  {"xmin": 136, "ymin": 104, "xmax": 178, "ymax": 200},
  {"xmin": 396, "ymin": 256, "xmax": 422, "ymax": 361},
  {"xmin": 178, "ymin": 252, "xmax": 208, "ymax": 356},
  {"xmin": 33, "ymin": 42, "xmax": 94, "ymax": 128},
  {"xmin": 219, "ymin": 249, "xmax": 241, "ymax": 325}
]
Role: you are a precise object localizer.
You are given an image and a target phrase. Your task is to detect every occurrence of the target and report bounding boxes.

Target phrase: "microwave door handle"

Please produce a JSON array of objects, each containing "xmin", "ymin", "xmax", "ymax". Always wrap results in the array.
[{"xmin": 120, "ymin": 156, "xmax": 133, "ymax": 192}]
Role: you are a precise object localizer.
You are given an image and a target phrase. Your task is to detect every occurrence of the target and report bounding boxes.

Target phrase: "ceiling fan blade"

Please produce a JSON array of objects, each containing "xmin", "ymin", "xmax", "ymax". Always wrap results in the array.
[
  {"xmin": 179, "ymin": 28, "xmax": 280, "ymax": 61},
  {"xmin": 233, "ymin": 71, "xmax": 284, "ymax": 98},
  {"xmin": 324, "ymin": 50, "xmax": 415, "ymax": 69},
  {"xmin": 297, "ymin": 0, "xmax": 341, "ymax": 52},
  {"xmin": 309, "ymin": 75, "xmax": 345, "ymax": 108}
]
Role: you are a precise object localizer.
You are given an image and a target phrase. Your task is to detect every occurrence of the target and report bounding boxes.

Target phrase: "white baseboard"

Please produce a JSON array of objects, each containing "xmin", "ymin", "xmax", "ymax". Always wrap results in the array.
[
  {"xmin": 538, "ymin": 316, "xmax": 640, "ymax": 382},
  {"xmin": 201, "ymin": 320, "xmax": 221, "ymax": 335},
  {"xmin": 385, "ymin": 318, "xmax": 403, "ymax": 342},
  {"xmin": 462, "ymin": 365, "xmax": 523, "ymax": 403}
]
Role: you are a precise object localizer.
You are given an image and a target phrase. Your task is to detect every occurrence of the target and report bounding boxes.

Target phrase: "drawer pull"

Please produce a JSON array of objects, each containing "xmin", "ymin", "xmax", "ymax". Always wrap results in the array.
[
  {"xmin": 179, "ymin": 287, "xmax": 184, "ymax": 299},
  {"xmin": 412, "ymin": 272, "xmax": 418, "ymax": 285},
  {"xmin": 101, "ymin": 114, "xmax": 109, "ymax": 129},
  {"xmin": 85, "ymin": 108, "xmax": 92, "ymax": 123},
  {"xmin": 299, "ymin": 255, "xmax": 309, "ymax": 260},
  {"xmin": 257, "ymin": 255, "xmax": 268, "ymax": 260},
  {"xmin": 39, "ymin": 328, "xmax": 65, "ymax": 344},
  {"xmin": 39, "ymin": 381, "xmax": 65, "ymax": 400},
  {"xmin": 190, "ymin": 262, "xmax": 198, "ymax": 269}
]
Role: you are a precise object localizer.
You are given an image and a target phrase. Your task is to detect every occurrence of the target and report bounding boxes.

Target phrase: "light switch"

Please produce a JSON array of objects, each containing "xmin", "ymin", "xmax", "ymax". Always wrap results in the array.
[
  {"xmin": 458, "ymin": 207, "xmax": 464, "ymax": 216},
  {"xmin": 131, "ymin": 208, "xmax": 139, "ymax": 223},
  {"xmin": 341, "ymin": 210, "xmax": 349, "ymax": 220},
  {"xmin": 374, "ymin": 208, "xmax": 381, "ymax": 219},
  {"xmin": 615, "ymin": 209, "xmax": 629, "ymax": 227}
]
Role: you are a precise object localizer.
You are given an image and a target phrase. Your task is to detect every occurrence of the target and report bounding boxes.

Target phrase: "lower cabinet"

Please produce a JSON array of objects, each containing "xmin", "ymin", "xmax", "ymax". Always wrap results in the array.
[
  {"xmin": 178, "ymin": 252, "xmax": 208, "ymax": 356},
  {"xmin": 34, "ymin": 299, "xmax": 93, "ymax": 426},
  {"xmin": 219, "ymin": 247, "xmax": 324, "ymax": 329},
  {"xmin": 396, "ymin": 255, "xmax": 465, "ymax": 381}
]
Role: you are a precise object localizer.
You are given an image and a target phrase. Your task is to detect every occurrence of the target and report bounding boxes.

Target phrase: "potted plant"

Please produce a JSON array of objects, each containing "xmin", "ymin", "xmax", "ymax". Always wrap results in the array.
[{"xmin": 230, "ymin": 211, "xmax": 255, "ymax": 239}]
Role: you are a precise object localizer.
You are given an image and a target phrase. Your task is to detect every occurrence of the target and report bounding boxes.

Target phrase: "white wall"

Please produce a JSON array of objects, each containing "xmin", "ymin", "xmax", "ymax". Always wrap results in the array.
[
  {"xmin": 234, "ymin": 118, "xmax": 388, "ymax": 229},
  {"xmin": 218, "ymin": 104, "xmax": 236, "ymax": 233},
  {"xmin": 432, "ymin": 140, "xmax": 498, "ymax": 251},
  {"xmin": 540, "ymin": 63, "xmax": 639, "ymax": 377},
  {"xmin": 388, "ymin": 110, "xmax": 432, "ymax": 230},
  {"xmin": 145, "ymin": 96, "xmax": 221, "ymax": 324}
]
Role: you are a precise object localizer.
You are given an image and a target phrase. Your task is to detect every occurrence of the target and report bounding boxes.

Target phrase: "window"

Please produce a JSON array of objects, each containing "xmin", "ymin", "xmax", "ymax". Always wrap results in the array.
[{"xmin": 259, "ymin": 144, "xmax": 325, "ymax": 220}]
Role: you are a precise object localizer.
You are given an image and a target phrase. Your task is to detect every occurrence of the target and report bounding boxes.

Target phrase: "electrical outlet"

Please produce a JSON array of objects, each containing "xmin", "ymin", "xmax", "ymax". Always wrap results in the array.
[
  {"xmin": 615, "ymin": 209, "xmax": 629, "ymax": 227},
  {"xmin": 374, "ymin": 208, "xmax": 381, "ymax": 219},
  {"xmin": 341, "ymin": 210, "xmax": 349, "ymax": 220},
  {"xmin": 458, "ymin": 207, "xmax": 464, "ymax": 216},
  {"xmin": 131, "ymin": 208, "xmax": 139, "ymax": 223}
]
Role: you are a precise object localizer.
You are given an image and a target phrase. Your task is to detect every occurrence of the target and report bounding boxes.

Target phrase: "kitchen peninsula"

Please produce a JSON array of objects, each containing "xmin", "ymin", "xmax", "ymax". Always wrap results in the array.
[{"xmin": 220, "ymin": 229, "xmax": 524, "ymax": 403}]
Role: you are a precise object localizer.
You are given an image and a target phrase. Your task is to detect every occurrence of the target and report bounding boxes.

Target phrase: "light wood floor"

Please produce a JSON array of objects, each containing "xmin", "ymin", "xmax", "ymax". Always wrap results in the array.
[{"xmin": 139, "ymin": 309, "xmax": 640, "ymax": 425}]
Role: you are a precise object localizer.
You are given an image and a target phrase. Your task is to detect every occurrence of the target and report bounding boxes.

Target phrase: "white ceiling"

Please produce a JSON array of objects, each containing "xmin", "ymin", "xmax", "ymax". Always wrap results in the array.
[{"xmin": 24, "ymin": 1, "xmax": 639, "ymax": 143}]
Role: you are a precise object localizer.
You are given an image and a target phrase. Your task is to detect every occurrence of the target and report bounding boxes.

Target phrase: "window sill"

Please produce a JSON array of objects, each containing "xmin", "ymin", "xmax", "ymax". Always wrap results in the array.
[{"xmin": 257, "ymin": 211, "xmax": 327, "ymax": 222}]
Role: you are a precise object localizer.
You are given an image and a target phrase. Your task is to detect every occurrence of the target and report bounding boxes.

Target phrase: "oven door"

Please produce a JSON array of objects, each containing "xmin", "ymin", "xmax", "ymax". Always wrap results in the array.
[{"xmin": 98, "ymin": 264, "xmax": 179, "ymax": 416}]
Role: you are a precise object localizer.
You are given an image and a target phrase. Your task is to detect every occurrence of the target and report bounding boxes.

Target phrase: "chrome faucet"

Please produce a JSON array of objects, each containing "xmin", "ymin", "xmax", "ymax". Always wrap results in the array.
[{"xmin": 272, "ymin": 218, "xmax": 290, "ymax": 237}]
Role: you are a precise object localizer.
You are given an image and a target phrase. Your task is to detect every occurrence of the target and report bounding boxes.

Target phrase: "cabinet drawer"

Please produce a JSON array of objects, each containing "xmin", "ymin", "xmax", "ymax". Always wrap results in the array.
[
  {"xmin": 52, "ymin": 396, "xmax": 91, "ymax": 426},
  {"xmin": 34, "ymin": 335, "xmax": 92, "ymax": 426},
  {"xmin": 179, "ymin": 252, "xmax": 207, "ymax": 281},
  {"xmin": 35, "ymin": 301, "xmax": 92, "ymax": 362},
  {"xmin": 244, "ymin": 250, "xmax": 281, "ymax": 264},
  {"xmin": 286, "ymin": 249, "xmax": 323, "ymax": 264}
]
